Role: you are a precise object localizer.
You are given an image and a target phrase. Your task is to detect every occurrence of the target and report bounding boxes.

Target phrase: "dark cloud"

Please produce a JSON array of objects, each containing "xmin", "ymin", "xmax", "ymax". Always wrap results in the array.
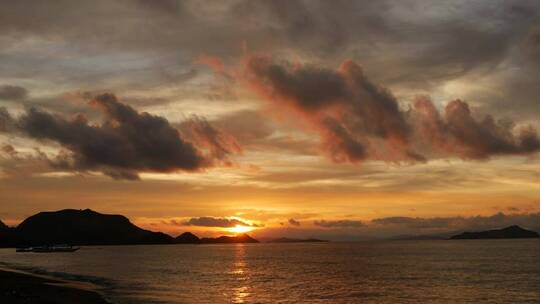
[
  {"xmin": 246, "ymin": 56, "xmax": 415, "ymax": 163},
  {"xmin": 245, "ymin": 56, "xmax": 540, "ymax": 162},
  {"xmin": 413, "ymin": 98, "xmax": 540, "ymax": 159},
  {"xmin": 0, "ymin": 93, "xmax": 241, "ymax": 179},
  {"xmin": 2, "ymin": 1, "xmax": 537, "ymax": 78},
  {"xmin": 183, "ymin": 216, "xmax": 259, "ymax": 228},
  {"xmin": 522, "ymin": 25, "xmax": 540, "ymax": 65},
  {"xmin": 1, "ymin": 0, "xmax": 540, "ymax": 173},
  {"xmin": 314, "ymin": 219, "xmax": 364, "ymax": 228},
  {"xmin": 0, "ymin": 85, "xmax": 28, "ymax": 101},
  {"xmin": 0, "ymin": 107, "xmax": 15, "ymax": 132},
  {"xmin": 288, "ymin": 218, "xmax": 301, "ymax": 226},
  {"xmin": 1, "ymin": 0, "xmax": 539, "ymax": 119},
  {"xmin": 179, "ymin": 115, "xmax": 242, "ymax": 166}
]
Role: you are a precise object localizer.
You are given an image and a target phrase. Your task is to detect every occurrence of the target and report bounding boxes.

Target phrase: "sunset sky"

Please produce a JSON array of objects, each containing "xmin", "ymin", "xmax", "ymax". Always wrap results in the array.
[{"xmin": 1, "ymin": 0, "xmax": 540, "ymax": 240}]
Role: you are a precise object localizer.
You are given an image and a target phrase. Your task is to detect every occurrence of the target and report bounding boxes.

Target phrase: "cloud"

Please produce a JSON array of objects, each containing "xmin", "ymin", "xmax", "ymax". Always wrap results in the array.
[
  {"xmin": 1, "ymin": 144, "xmax": 16, "ymax": 156},
  {"xmin": 178, "ymin": 115, "xmax": 242, "ymax": 166},
  {"xmin": 522, "ymin": 25, "xmax": 540, "ymax": 65},
  {"xmin": 0, "ymin": 85, "xmax": 28, "ymax": 101},
  {"xmin": 371, "ymin": 216, "xmax": 454, "ymax": 229},
  {"xmin": 212, "ymin": 110, "xmax": 274, "ymax": 145},
  {"xmin": 245, "ymin": 56, "xmax": 540, "ymax": 163},
  {"xmin": 288, "ymin": 218, "xmax": 300, "ymax": 226},
  {"xmin": 413, "ymin": 97, "xmax": 540, "ymax": 159},
  {"xmin": 3, "ymin": 1, "xmax": 535, "ymax": 86},
  {"xmin": 1, "ymin": 0, "xmax": 539, "ymax": 121},
  {"xmin": 0, "ymin": 93, "xmax": 240, "ymax": 179},
  {"xmin": 0, "ymin": 107, "xmax": 16, "ymax": 132},
  {"xmin": 182, "ymin": 216, "xmax": 259, "ymax": 228},
  {"xmin": 371, "ymin": 212, "xmax": 540, "ymax": 232},
  {"xmin": 0, "ymin": 145, "xmax": 52, "ymax": 178},
  {"xmin": 245, "ymin": 56, "xmax": 417, "ymax": 163},
  {"xmin": 313, "ymin": 219, "xmax": 364, "ymax": 228}
]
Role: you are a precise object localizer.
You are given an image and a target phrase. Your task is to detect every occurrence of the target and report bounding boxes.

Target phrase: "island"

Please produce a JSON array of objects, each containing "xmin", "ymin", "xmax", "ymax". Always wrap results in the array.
[
  {"xmin": 200, "ymin": 234, "xmax": 259, "ymax": 244},
  {"xmin": 0, "ymin": 220, "xmax": 7, "ymax": 232},
  {"xmin": 0, "ymin": 209, "xmax": 260, "ymax": 247},
  {"xmin": 175, "ymin": 232, "xmax": 200, "ymax": 244},
  {"xmin": 266, "ymin": 237, "xmax": 328, "ymax": 243},
  {"xmin": 450, "ymin": 225, "xmax": 540, "ymax": 240}
]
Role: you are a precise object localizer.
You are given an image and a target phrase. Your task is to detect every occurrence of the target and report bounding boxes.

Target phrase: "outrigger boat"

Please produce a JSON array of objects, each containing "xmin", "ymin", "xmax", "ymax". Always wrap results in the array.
[
  {"xmin": 16, "ymin": 245, "xmax": 80, "ymax": 253},
  {"xmin": 15, "ymin": 247, "xmax": 33, "ymax": 252}
]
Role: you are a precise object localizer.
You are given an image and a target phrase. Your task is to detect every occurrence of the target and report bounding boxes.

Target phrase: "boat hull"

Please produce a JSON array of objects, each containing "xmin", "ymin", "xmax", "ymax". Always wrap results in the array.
[{"xmin": 16, "ymin": 246, "xmax": 80, "ymax": 253}]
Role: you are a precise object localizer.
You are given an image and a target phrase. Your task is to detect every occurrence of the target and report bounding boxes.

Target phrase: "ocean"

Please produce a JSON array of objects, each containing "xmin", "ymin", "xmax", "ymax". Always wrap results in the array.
[{"xmin": 1, "ymin": 240, "xmax": 539, "ymax": 303}]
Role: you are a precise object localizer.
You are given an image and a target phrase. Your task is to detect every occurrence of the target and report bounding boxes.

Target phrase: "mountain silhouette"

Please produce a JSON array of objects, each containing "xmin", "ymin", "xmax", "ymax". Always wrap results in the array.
[
  {"xmin": 0, "ymin": 220, "xmax": 7, "ymax": 232},
  {"xmin": 0, "ymin": 220, "xmax": 8, "ymax": 240},
  {"xmin": 175, "ymin": 232, "xmax": 200, "ymax": 244},
  {"xmin": 13, "ymin": 209, "xmax": 174, "ymax": 246},
  {"xmin": 0, "ymin": 209, "xmax": 262, "ymax": 247},
  {"xmin": 200, "ymin": 233, "xmax": 259, "ymax": 244},
  {"xmin": 450, "ymin": 225, "xmax": 540, "ymax": 239}
]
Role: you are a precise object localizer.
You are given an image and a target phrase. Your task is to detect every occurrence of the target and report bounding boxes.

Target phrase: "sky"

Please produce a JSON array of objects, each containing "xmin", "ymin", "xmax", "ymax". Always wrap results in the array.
[{"xmin": 1, "ymin": 0, "xmax": 540, "ymax": 240}]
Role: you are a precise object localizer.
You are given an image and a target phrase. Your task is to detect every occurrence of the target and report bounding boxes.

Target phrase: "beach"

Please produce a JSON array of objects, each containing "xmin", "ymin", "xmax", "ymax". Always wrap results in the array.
[{"xmin": 0, "ymin": 268, "xmax": 108, "ymax": 304}]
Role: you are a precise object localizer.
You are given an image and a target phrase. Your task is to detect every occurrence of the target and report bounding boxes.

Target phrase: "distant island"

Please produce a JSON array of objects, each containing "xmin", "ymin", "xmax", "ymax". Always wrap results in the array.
[
  {"xmin": 266, "ymin": 237, "xmax": 328, "ymax": 243},
  {"xmin": 450, "ymin": 225, "xmax": 540, "ymax": 240},
  {"xmin": 200, "ymin": 234, "xmax": 259, "ymax": 244},
  {"xmin": 175, "ymin": 231, "xmax": 259, "ymax": 244},
  {"xmin": 0, "ymin": 209, "xmax": 260, "ymax": 247}
]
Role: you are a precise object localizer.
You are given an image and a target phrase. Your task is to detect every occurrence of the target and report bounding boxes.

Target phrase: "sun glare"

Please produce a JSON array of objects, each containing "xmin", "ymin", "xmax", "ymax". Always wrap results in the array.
[{"xmin": 229, "ymin": 225, "xmax": 254, "ymax": 234}]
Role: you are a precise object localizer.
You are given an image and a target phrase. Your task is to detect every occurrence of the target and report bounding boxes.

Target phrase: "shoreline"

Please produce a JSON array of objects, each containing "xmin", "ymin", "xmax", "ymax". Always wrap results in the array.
[{"xmin": 0, "ymin": 267, "xmax": 110, "ymax": 304}]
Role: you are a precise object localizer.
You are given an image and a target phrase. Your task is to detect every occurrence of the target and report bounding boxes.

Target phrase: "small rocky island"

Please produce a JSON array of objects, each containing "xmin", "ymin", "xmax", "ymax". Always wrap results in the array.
[{"xmin": 450, "ymin": 225, "xmax": 540, "ymax": 240}]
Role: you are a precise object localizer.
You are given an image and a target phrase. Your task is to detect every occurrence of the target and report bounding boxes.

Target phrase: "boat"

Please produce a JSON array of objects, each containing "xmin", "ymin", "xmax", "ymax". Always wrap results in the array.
[
  {"xmin": 16, "ymin": 245, "xmax": 80, "ymax": 253},
  {"xmin": 15, "ymin": 247, "xmax": 33, "ymax": 252}
]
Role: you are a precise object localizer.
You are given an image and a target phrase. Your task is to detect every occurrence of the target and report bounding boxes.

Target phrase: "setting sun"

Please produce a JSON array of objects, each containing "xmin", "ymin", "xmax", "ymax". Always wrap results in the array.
[{"xmin": 229, "ymin": 225, "xmax": 254, "ymax": 234}]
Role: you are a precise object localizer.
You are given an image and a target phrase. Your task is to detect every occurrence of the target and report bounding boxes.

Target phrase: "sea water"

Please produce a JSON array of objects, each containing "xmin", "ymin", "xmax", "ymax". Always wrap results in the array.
[{"xmin": 1, "ymin": 239, "xmax": 539, "ymax": 303}]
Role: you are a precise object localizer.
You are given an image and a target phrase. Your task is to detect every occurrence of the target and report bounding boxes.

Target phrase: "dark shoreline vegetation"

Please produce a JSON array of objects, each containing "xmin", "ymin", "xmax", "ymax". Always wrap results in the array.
[{"xmin": 0, "ymin": 269, "xmax": 109, "ymax": 304}]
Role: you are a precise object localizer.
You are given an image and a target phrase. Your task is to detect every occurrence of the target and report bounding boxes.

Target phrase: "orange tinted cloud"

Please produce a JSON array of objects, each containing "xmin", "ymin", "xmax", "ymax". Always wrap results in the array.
[
  {"xmin": 195, "ymin": 55, "xmax": 226, "ymax": 74},
  {"xmin": 243, "ymin": 55, "xmax": 540, "ymax": 163}
]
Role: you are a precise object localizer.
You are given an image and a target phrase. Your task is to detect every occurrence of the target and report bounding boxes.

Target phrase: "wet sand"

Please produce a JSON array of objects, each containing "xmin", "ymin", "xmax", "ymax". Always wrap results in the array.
[{"xmin": 0, "ymin": 269, "xmax": 109, "ymax": 304}]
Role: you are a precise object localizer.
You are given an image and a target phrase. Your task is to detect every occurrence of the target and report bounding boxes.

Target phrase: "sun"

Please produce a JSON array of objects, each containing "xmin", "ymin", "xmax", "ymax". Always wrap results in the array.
[{"xmin": 229, "ymin": 225, "xmax": 254, "ymax": 234}]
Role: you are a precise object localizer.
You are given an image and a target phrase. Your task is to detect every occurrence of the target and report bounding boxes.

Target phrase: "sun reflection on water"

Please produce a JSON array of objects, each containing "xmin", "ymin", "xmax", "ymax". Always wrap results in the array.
[{"xmin": 231, "ymin": 244, "xmax": 250, "ymax": 303}]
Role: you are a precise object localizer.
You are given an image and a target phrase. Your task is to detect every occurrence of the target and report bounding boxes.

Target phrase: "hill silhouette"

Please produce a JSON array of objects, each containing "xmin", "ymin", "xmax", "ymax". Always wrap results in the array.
[
  {"xmin": 450, "ymin": 225, "xmax": 540, "ymax": 239},
  {"xmin": 0, "ymin": 220, "xmax": 7, "ymax": 232},
  {"xmin": 0, "ymin": 209, "xmax": 261, "ymax": 247},
  {"xmin": 175, "ymin": 232, "xmax": 200, "ymax": 244},
  {"xmin": 14, "ymin": 209, "xmax": 174, "ymax": 246},
  {"xmin": 200, "ymin": 233, "xmax": 259, "ymax": 244}
]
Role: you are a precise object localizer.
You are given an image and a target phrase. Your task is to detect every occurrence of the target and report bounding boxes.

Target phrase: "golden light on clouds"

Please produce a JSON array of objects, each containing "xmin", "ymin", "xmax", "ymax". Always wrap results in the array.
[{"xmin": 229, "ymin": 225, "xmax": 255, "ymax": 234}]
